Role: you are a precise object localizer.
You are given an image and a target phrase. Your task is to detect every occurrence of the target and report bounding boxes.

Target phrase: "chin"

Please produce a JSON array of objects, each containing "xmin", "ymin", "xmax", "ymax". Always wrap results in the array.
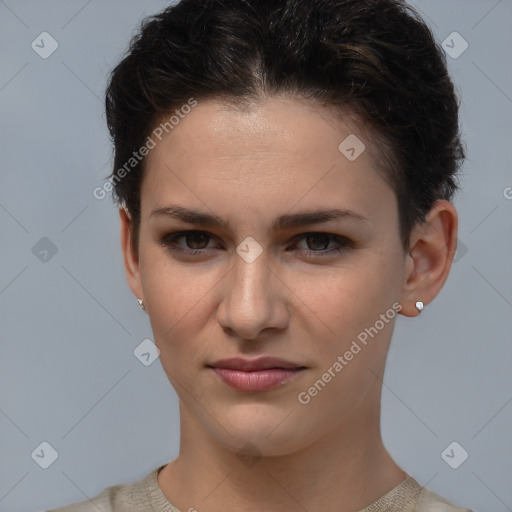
[{"xmin": 211, "ymin": 407, "xmax": 316, "ymax": 458}]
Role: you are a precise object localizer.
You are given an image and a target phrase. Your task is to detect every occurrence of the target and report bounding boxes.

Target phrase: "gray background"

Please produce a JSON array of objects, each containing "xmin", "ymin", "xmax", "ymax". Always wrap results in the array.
[{"xmin": 0, "ymin": 1, "xmax": 511, "ymax": 511}]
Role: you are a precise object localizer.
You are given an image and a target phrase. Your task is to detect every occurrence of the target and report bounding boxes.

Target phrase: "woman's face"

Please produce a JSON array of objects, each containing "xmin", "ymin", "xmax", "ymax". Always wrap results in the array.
[{"xmin": 124, "ymin": 97, "xmax": 410, "ymax": 455}]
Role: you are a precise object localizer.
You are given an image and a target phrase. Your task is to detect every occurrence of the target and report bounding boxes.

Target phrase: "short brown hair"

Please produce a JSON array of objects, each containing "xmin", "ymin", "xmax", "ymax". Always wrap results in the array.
[{"xmin": 105, "ymin": 0, "xmax": 465, "ymax": 251}]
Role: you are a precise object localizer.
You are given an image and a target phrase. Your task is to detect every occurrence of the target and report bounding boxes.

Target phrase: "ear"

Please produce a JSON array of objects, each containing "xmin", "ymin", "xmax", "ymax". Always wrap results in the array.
[
  {"xmin": 119, "ymin": 207, "xmax": 143, "ymax": 301},
  {"xmin": 399, "ymin": 199, "xmax": 458, "ymax": 317}
]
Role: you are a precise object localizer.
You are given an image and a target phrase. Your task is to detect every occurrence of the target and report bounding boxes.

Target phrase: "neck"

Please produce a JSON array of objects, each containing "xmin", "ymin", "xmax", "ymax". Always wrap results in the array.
[{"xmin": 158, "ymin": 403, "xmax": 407, "ymax": 512}]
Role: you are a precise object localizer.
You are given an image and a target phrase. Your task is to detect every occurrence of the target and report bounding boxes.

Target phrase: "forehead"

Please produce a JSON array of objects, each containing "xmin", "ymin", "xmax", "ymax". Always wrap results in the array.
[
  {"xmin": 148, "ymin": 96, "xmax": 368, "ymax": 165},
  {"xmin": 140, "ymin": 97, "xmax": 396, "ymax": 229}
]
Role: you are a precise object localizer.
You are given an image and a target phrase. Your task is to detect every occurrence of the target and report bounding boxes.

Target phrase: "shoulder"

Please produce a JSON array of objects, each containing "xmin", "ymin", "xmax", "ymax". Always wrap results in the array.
[
  {"xmin": 44, "ymin": 466, "xmax": 162, "ymax": 512},
  {"xmin": 416, "ymin": 484, "xmax": 474, "ymax": 512},
  {"xmin": 45, "ymin": 482, "xmax": 133, "ymax": 512}
]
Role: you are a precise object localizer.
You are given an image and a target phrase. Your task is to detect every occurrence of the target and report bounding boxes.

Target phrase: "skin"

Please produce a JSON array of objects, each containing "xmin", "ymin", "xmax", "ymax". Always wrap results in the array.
[{"xmin": 120, "ymin": 96, "xmax": 458, "ymax": 512}]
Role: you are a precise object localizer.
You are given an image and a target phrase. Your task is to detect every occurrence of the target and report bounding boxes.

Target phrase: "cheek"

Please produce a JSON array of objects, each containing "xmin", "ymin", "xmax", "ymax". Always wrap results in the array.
[
  {"xmin": 301, "ymin": 249, "xmax": 403, "ymax": 351},
  {"xmin": 138, "ymin": 248, "xmax": 210, "ymax": 360}
]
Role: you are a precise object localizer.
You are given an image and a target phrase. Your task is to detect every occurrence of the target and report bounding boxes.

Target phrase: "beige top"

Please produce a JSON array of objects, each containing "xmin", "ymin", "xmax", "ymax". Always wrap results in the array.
[{"xmin": 47, "ymin": 465, "xmax": 473, "ymax": 512}]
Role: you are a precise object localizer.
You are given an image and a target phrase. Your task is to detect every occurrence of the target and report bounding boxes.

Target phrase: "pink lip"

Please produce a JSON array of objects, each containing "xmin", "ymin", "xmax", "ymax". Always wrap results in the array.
[
  {"xmin": 207, "ymin": 357, "xmax": 306, "ymax": 392},
  {"xmin": 210, "ymin": 367, "xmax": 304, "ymax": 392}
]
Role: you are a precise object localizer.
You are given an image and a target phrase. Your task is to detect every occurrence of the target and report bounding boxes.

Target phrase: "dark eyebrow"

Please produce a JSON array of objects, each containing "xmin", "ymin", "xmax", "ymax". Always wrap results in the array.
[
  {"xmin": 149, "ymin": 204, "xmax": 367, "ymax": 230},
  {"xmin": 272, "ymin": 209, "xmax": 367, "ymax": 230},
  {"xmin": 150, "ymin": 205, "xmax": 230, "ymax": 229}
]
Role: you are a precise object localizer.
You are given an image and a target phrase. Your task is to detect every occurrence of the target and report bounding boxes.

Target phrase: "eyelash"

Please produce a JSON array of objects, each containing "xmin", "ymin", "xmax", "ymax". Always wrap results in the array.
[{"xmin": 159, "ymin": 230, "xmax": 351, "ymax": 258}]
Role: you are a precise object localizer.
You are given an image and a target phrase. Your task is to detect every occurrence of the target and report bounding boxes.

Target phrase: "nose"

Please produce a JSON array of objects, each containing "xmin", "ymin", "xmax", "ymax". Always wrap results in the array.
[{"xmin": 215, "ymin": 249, "xmax": 290, "ymax": 340}]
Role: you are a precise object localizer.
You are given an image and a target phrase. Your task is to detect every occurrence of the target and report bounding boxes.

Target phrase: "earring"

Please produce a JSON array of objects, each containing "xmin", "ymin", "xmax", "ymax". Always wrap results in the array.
[
  {"xmin": 415, "ymin": 301, "xmax": 424, "ymax": 313},
  {"xmin": 137, "ymin": 298, "xmax": 145, "ymax": 310}
]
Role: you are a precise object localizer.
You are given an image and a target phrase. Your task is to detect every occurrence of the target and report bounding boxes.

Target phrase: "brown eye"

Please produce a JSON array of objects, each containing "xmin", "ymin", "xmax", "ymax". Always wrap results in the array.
[
  {"xmin": 160, "ymin": 230, "xmax": 217, "ymax": 255},
  {"xmin": 305, "ymin": 233, "xmax": 331, "ymax": 251},
  {"xmin": 291, "ymin": 232, "xmax": 351, "ymax": 257},
  {"xmin": 184, "ymin": 232, "xmax": 210, "ymax": 249}
]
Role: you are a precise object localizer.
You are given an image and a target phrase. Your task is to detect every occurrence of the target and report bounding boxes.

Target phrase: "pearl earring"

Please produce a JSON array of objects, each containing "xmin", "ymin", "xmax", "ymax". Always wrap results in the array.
[
  {"xmin": 137, "ymin": 298, "xmax": 145, "ymax": 310},
  {"xmin": 415, "ymin": 301, "xmax": 424, "ymax": 313}
]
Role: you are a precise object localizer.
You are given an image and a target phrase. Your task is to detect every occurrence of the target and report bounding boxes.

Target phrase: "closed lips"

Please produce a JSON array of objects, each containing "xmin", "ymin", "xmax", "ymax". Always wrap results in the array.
[
  {"xmin": 207, "ymin": 357, "xmax": 306, "ymax": 371},
  {"xmin": 207, "ymin": 358, "xmax": 307, "ymax": 392}
]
